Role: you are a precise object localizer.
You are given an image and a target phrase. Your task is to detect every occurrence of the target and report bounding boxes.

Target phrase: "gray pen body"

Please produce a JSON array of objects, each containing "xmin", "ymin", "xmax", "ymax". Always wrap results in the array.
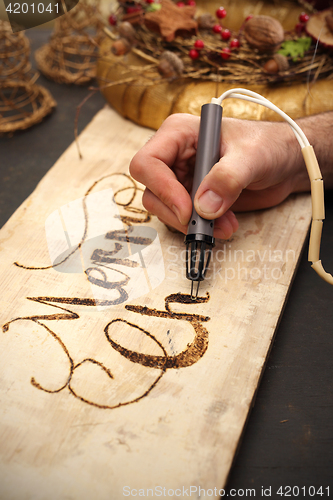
[{"xmin": 186, "ymin": 102, "xmax": 222, "ymax": 238}]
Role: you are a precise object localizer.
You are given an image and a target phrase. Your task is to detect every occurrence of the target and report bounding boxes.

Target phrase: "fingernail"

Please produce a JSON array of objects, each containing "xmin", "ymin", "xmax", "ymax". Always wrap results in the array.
[
  {"xmin": 197, "ymin": 190, "xmax": 223, "ymax": 215},
  {"xmin": 172, "ymin": 205, "xmax": 185, "ymax": 226}
]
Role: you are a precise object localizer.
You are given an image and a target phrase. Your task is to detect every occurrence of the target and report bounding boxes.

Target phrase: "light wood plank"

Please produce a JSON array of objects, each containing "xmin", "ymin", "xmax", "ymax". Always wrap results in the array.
[{"xmin": 0, "ymin": 106, "xmax": 311, "ymax": 499}]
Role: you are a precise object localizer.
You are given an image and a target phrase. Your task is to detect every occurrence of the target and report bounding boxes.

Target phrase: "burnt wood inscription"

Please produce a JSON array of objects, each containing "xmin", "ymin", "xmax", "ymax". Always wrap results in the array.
[{"xmin": 2, "ymin": 173, "xmax": 211, "ymax": 410}]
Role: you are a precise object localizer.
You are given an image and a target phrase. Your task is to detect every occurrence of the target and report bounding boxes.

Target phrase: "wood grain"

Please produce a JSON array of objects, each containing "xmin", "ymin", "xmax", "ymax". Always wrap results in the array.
[{"xmin": 0, "ymin": 106, "xmax": 311, "ymax": 499}]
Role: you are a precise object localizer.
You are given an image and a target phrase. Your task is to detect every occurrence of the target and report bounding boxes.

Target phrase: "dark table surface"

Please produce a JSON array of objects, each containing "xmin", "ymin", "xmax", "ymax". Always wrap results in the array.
[{"xmin": 1, "ymin": 29, "xmax": 332, "ymax": 500}]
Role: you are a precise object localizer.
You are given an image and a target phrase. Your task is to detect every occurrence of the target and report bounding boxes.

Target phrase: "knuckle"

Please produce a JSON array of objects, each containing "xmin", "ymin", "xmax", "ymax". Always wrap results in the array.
[
  {"xmin": 129, "ymin": 152, "xmax": 144, "ymax": 181},
  {"xmin": 141, "ymin": 189, "xmax": 154, "ymax": 213},
  {"xmin": 154, "ymin": 177, "xmax": 174, "ymax": 208},
  {"xmin": 213, "ymin": 164, "xmax": 244, "ymax": 198},
  {"xmin": 162, "ymin": 113, "xmax": 184, "ymax": 128},
  {"xmin": 160, "ymin": 113, "xmax": 197, "ymax": 136},
  {"xmin": 225, "ymin": 172, "xmax": 243, "ymax": 197}
]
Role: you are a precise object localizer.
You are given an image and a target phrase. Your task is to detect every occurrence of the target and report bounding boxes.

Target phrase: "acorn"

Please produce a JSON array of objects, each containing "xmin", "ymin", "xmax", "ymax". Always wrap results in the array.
[
  {"xmin": 118, "ymin": 21, "xmax": 137, "ymax": 43},
  {"xmin": 197, "ymin": 13, "xmax": 215, "ymax": 30},
  {"xmin": 157, "ymin": 51, "xmax": 184, "ymax": 79},
  {"xmin": 263, "ymin": 59, "xmax": 279, "ymax": 74},
  {"xmin": 111, "ymin": 38, "xmax": 132, "ymax": 56},
  {"xmin": 158, "ymin": 58, "xmax": 177, "ymax": 79},
  {"xmin": 244, "ymin": 15, "xmax": 285, "ymax": 52},
  {"xmin": 263, "ymin": 53, "xmax": 289, "ymax": 73}
]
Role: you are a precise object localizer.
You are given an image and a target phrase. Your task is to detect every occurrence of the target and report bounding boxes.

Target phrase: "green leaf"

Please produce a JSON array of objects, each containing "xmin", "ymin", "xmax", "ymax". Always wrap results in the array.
[
  {"xmin": 278, "ymin": 37, "xmax": 312, "ymax": 61},
  {"xmin": 146, "ymin": 3, "xmax": 162, "ymax": 12}
]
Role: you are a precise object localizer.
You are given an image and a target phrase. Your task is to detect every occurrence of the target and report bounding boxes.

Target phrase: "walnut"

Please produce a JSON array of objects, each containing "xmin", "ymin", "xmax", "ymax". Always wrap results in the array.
[{"xmin": 243, "ymin": 15, "xmax": 285, "ymax": 52}]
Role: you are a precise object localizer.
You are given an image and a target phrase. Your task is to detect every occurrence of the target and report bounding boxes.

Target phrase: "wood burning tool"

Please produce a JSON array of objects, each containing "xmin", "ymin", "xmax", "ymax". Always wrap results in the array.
[
  {"xmin": 185, "ymin": 88, "xmax": 333, "ymax": 297},
  {"xmin": 185, "ymin": 102, "xmax": 222, "ymax": 300}
]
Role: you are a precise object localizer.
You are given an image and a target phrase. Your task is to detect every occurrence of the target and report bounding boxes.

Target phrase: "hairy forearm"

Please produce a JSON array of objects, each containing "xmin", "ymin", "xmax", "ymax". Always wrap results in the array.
[{"xmin": 295, "ymin": 111, "xmax": 333, "ymax": 191}]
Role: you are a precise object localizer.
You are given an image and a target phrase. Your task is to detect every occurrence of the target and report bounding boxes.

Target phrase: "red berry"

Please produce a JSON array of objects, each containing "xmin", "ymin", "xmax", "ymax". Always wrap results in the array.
[
  {"xmin": 126, "ymin": 5, "xmax": 141, "ymax": 14},
  {"xmin": 230, "ymin": 38, "xmax": 240, "ymax": 48},
  {"xmin": 189, "ymin": 48, "xmax": 200, "ymax": 59},
  {"xmin": 299, "ymin": 12, "xmax": 310, "ymax": 23},
  {"xmin": 187, "ymin": 0, "xmax": 196, "ymax": 5},
  {"xmin": 212, "ymin": 24, "xmax": 222, "ymax": 34},
  {"xmin": 145, "ymin": 0, "xmax": 154, "ymax": 3},
  {"xmin": 245, "ymin": 15, "xmax": 253, "ymax": 21},
  {"xmin": 295, "ymin": 22, "xmax": 305, "ymax": 35},
  {"xmin": 216, "ymin": 6, "xmax": 227, "ymax": 19},
  {"xmin": 221, "ymin": 47, "xmax": 231, "ymax": 60},
  {"xmin": 177, "ymin": 1, "xmax": 185, "ymax": 6},
  {"xmin": 108, "ymin": 13, "xmax": 117, "ymax": 25},
  {"xmin": 194, "ymin": 39, "xmax": 205, "ymax": 49},
  {"xmin": 221, "ymin": 29, "xmax": 231, "ymax": 40}
]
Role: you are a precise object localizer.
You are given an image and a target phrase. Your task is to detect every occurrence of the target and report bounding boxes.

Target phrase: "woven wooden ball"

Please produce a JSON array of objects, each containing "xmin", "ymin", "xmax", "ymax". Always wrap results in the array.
[
  {"xmin": 0, "ymin": 21, "xmax": 56, "ymax": 134},
  {"xmin": 0, "ymin": 20, "xmax": 33, "ymax": 83},
  {"xmin": 35, "ymin": 2, "xmax": 105, "ymax": 85}
]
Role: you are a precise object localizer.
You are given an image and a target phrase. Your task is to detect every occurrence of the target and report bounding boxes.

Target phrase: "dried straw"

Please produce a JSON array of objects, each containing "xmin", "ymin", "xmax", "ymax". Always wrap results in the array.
[{"xmin": 127, "ymin": 24, "xmax": 333, "ymax": 86}]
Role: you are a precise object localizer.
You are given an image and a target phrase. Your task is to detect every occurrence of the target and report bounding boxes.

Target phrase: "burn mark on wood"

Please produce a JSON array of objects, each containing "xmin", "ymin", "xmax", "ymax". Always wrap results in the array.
[
  {"xmin": 3, "ymin": 174, "xmax": 211, "ymax": 409},
  {"xmin": 14, "ymin": 173, "xmax": 151, "ymax": 270},
  {"xmin": 105, "ymin": 227, "xmax": 153, "ymax": 246},
  {"xmin": 3, "ymin": 292, "xmax": 210, "ymax": 408}
]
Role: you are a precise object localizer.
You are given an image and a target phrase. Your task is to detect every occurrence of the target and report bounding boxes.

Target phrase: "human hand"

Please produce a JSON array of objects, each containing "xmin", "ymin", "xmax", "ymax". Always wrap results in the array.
[{"xmin": 129, "ymin": 113, "xmax": 308, "ymax": 239}]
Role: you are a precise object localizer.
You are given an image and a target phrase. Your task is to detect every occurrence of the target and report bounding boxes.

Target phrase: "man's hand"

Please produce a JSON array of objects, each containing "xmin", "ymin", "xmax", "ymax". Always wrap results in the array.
[{"xmin": 130, "ymin": 112, "xmax": 315, "ymax": 239}]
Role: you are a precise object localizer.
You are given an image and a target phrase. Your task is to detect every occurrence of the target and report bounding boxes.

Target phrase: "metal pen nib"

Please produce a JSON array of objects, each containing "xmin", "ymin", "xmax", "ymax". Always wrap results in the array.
[
  {"xmin": 190, "ymin": 280, "xmax": 200, "ymax": 301},
  {"xmin": 186, "ymin": 237, "xmax": 213, "ymax": 300},
  {"xmin": 184, "ymin": 101, "xmax": 222, "ymax": 299}
]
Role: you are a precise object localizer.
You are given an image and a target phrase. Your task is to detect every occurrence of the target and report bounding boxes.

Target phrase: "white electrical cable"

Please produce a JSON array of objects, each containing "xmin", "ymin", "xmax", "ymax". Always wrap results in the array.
[
  {"xmin": 211, "ymin": 87, "xmax": 333, "ymax": 285},
  {"xmin": 211, "ymin": 87, "xmax": 309, "ymax": 148}
]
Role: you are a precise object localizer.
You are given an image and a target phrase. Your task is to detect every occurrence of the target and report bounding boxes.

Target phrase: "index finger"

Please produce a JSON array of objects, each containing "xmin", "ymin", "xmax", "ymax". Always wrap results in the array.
[{"xmin": 129, "ymin": 113, "xmax": 200, "ymax": 225}]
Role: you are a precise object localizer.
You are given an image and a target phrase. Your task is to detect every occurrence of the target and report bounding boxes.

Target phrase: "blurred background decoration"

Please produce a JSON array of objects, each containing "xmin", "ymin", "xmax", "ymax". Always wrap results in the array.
[
  {"xmin": 35, "ymin": 0, "xmax": 106, "ymax": 84},
  {"xmin": 0, "ymin": 20, "xmax": 56, "ymax": 133},
  {"xmin": 97, "ymin": 0, "xmax": 333, "ymax": 129}
]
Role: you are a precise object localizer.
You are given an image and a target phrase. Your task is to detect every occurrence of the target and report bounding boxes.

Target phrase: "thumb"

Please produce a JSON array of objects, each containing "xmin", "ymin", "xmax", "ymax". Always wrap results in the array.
[{"xmin": 193, "ymin": 157, "xmax": 254, "ymax": 219}]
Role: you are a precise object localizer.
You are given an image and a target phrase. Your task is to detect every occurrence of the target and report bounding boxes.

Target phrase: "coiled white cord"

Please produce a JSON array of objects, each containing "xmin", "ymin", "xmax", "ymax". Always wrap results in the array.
[{"xmin": 211, "ymin": 88, "xmax": 333, "ymax": 285}]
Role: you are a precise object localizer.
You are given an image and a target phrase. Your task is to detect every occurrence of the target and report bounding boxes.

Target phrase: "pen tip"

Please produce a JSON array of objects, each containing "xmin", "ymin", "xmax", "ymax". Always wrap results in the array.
[{"xmin": 190, "ymin": 280, "xmax": 200, "ymax": 301}]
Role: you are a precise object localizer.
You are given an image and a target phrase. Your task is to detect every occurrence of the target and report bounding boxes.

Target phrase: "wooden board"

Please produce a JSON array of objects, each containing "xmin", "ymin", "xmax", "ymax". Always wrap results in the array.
[{"xmin": 0, "ymin": 106, "xmax": 311, "ymax": 499}]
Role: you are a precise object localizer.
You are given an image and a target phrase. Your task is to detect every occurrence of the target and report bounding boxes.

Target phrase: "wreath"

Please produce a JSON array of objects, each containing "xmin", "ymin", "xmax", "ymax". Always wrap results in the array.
[{"xmin": 97, "ymin": 0, "xmax": 333, "ymax": 128}]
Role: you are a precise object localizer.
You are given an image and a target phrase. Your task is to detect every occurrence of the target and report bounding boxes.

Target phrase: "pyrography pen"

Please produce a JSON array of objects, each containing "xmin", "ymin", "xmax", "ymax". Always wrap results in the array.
[
  {"xmin": 185, "ymin": 87, "xmax": 333, "ymax": 298},
  {"xmin": 185, "ymin": 101, "xmax": 222, "ymax": 300}
]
